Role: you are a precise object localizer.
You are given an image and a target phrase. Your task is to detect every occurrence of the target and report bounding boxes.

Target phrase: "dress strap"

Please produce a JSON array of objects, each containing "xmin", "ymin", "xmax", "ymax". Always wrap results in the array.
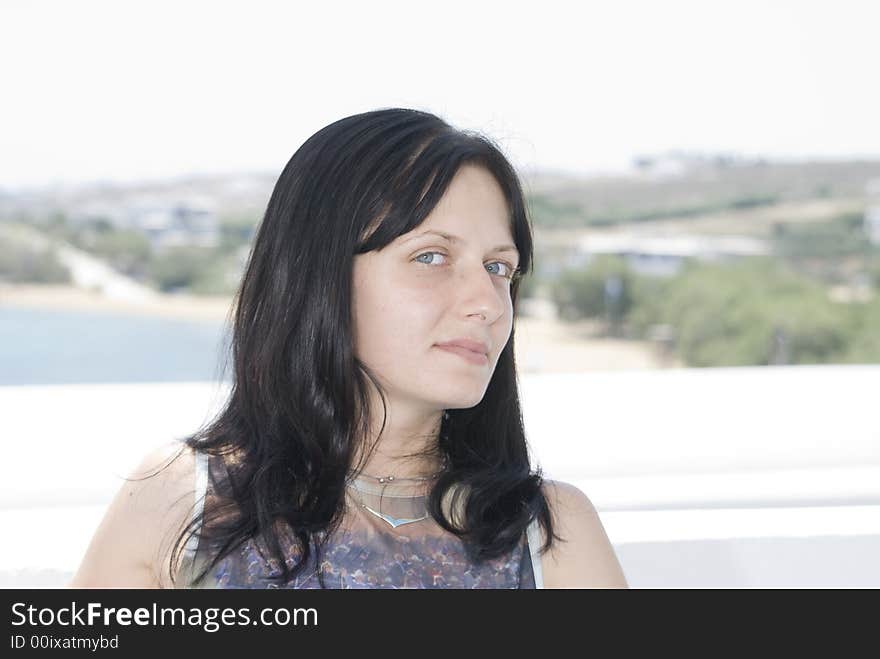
[
  {"xmin": 526, "ymin": 518, "xmax": 545, "ymax": 589},
  {"xmin": 177, "ymin": 447, "xmax": 209, "ymax": 587}
]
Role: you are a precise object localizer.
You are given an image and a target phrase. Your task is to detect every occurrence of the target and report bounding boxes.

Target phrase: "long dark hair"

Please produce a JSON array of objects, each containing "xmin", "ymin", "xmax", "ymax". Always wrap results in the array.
[{"xmin": 169, "ymin": 107, "xmax": 558, "ymax": 588}]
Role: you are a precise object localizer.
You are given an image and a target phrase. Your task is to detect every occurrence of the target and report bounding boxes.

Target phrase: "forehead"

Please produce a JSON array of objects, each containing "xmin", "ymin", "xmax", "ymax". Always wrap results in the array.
[{"xmin": 400, "ymin": 165, "xmax": 515, "ymax": 248}]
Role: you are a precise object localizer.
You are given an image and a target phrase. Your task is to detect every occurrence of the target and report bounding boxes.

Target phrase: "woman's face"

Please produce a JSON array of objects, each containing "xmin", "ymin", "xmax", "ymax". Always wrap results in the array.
[{"xmin": 352, "ymin": 164, "xmax": 519, "ymax": 414}]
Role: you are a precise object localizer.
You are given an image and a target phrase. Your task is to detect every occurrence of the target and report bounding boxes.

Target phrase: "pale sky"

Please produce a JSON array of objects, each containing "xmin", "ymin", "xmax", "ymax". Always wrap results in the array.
[{"xmin": 1, "ymin": 0, "xmax": 878, "ymax": 190}]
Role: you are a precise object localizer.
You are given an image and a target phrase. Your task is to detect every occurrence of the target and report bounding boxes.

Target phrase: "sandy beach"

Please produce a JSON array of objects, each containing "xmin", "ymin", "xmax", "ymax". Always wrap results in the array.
[
  {"xmin": 0, "ymin": 283, "xmax": 235, "ymax": 321},
  {"xmin": 0, "ymin": 283, "xmax": 677, "ymax": 371}
]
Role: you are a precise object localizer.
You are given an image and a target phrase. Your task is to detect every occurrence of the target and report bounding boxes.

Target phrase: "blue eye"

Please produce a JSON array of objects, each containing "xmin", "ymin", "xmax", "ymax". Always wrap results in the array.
[
  {"xmin": 414, "ymin": 252, "xmax": 446, "ymax": 266},
  {"xmin": 414, "ymin": 252, "xmax": 517, "ymax": 280},
  {"xmin": 486, "ymin": 261, "xmax": 514, "ymax": 278}
]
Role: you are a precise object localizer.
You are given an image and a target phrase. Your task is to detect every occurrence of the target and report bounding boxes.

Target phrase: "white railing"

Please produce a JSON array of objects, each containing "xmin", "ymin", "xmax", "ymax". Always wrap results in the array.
[{"xmin": 2, "ymin": 364, "xmax": 879, "ymax": 587}]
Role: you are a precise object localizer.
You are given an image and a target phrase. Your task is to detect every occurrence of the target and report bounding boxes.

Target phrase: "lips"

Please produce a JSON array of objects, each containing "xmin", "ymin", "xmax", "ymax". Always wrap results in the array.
[
  {"xmin": 434, "ymin": 338, "xmax": 490, "ymax": 366},
  {"xmin": 435, "ymin": 338, "xmax": 489, "ymax": 356}
]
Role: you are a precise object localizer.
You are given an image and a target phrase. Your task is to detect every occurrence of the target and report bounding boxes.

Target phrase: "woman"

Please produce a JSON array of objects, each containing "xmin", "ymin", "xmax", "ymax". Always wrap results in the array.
[{"xmin": 70, "ymin": 108, "xmax": 628, "ymax": 589}]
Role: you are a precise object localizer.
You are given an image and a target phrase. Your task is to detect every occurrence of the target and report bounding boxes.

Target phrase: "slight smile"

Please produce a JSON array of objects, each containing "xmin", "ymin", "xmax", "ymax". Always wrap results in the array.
[{"xmin": 434, "ymin": 343, "xmax": 489, "ymax": 366}]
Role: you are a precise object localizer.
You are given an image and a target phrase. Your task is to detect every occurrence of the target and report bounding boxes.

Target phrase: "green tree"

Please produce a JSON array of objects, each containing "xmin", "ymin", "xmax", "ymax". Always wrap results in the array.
[
  {"xmin": 0, "ymin": 237, "xmax": 71, "ymax": 283},
  {"xmin": 549, "ymin": 255, "xmax": 635, "ymax": 332},
  {"xmin": 147, "ymin": 246, "xmax": 216, "ymax": 292},
  {"xmin": 644, "ymin": 258, "xmax": 857, "ymax": 366},
  {"xmin": 147, "ymin": 245, "xmax": 242, "ymax": 295},
  {"xmin": 839, "ymin": 299, "xmax": 880, "ymax": 363},
  {"xmin": 90, "ymin": 229, "xmax": 153, "ymax": 278}
]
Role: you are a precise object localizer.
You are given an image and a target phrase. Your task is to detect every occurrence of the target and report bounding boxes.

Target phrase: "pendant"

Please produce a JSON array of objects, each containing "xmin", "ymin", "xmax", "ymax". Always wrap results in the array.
[{"xmin": 361, "ymin": 503, "xmax": 429, "ymax": 528}]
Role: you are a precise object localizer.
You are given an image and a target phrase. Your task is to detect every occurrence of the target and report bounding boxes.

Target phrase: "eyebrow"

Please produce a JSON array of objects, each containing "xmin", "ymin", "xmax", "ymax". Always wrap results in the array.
[{"xmin": 402, "ymin": 230, "xmax": 519, "ymax": 257}]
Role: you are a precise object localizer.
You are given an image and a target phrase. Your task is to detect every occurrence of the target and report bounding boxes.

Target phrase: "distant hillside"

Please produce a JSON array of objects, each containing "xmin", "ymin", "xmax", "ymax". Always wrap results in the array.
[
  {"xmin": 3, "ymin": 159, "xmax": 879, "ymax": 232},
  {"xmin": 521, "ymin": 160, "xmax": 880, "ymax": 228},
  {"xmin": 0, "ymin": 173, "xmax": 278, "ymax": 225}
]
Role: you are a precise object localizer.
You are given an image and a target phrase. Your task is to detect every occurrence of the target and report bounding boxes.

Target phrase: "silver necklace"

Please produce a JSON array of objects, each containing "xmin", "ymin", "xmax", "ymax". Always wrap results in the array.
[
  {"xmin": 346, "ymin": 462, "xmax": 447, "ymax": 529},
  {"xmin": 348, "ymin": 482, "xmax": 430, "ymax": 528}
]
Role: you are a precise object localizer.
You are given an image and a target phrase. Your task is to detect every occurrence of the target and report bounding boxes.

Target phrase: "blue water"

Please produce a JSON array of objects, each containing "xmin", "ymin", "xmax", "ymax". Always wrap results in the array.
[{"xmin": 0, "ymin": 306, "xmax": 232, "ymax": 385}]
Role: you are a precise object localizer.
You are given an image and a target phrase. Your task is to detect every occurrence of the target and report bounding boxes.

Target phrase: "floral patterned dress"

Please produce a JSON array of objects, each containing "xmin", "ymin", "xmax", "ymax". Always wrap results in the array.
[{"xmin": 175, "ymin": 448, "xmax": 543, "ymax": 589}]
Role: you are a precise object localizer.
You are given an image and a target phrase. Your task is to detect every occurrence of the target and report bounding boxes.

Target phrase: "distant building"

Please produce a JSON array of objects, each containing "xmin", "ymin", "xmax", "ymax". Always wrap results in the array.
[
  {"xmin": 632, "ymin": 154, "xmax": 689, "ymax": 179},
  {"xmin": 574, "ymin": 232, "xmax": 770, "ymax": 277},
  {"xmin": 631, "ymin": 151, "xmax": 759, "ymax": 180},
  {"xmin": 65, "ymin": 194, "xmax": 222, "ymax": 250},
  {"xmin": 127, "ymin": 198, "xmax": 220, "ymax": 250}
]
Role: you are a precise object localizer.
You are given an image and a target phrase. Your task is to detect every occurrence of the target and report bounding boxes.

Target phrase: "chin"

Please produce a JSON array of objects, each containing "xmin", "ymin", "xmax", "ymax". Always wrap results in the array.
[{"xmin": 437, "ymin": 391, "xmax": 487, "ymax": 410}]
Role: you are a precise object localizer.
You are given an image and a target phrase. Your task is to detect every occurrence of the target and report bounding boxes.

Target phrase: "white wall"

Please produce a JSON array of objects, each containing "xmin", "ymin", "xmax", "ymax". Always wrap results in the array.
[{"xmin": 2, "ymin": 365, "xmax": 878, "ymax": 587}]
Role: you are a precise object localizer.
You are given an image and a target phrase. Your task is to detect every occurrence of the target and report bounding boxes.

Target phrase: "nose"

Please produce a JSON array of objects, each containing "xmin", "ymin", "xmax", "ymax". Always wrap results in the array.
[{"xmin": 456, "ymin": 259, "xmax": 507, "ymax": 323}]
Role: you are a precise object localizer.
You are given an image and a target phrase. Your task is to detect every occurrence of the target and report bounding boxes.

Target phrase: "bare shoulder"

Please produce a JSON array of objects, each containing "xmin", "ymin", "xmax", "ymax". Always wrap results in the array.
[
  {"xmin": 535, "ymin": 479, "xmax": 629, "ymax": 589},
  {"xmin": 69, "ymin": 441, "xmax": 198, "ymax": 588}
]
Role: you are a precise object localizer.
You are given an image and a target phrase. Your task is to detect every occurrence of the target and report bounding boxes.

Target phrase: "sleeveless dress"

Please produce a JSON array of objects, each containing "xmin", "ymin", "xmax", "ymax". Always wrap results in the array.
[{"xmin": 175, "ymin": 448, "xmax": 545, "ymax": 589}]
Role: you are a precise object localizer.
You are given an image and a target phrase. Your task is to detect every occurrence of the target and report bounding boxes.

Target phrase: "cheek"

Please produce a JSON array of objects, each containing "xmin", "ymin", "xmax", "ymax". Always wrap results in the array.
[{"xmin": 353, "ymin": 279, "xmax": 442, "ymax": 362}]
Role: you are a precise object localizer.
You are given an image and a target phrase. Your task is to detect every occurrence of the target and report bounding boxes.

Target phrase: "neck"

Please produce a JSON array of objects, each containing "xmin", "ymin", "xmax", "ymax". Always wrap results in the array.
[{"xmin": 353, "ymin": 397, "xmax": 447, "ymax": 480}]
